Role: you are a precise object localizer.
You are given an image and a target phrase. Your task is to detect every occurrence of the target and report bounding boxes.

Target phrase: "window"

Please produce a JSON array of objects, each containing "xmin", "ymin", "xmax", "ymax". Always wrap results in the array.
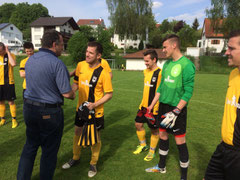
[
  {"xmin": 211, "ymin": 40, "xmax": 220, "ymax": 44},
  {"xmin": 34, "ymin": 27, "xmax": 41, "ymax": 32},
  {"xmin": 10, "ymin": 27, "xmax": 13, "ymax": 30},
  {"xmin": 90, "ymin": 21, "xmax": 94, "ymax": 24}
]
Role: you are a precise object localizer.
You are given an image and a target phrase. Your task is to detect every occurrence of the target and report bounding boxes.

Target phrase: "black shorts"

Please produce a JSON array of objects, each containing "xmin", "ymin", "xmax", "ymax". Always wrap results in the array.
[
  {"xmin": 135, "ymin": 107, "xmax": 158, "ymax": 129},
  {"xmin": 0, "ymin": 84, "xmax": 16, "ymax": 101},
  {"xmin": 75, "ymin": 111, "xmax": 104, "ymax": 130},
  {"xmin": 204, "ymin": 142, "xmax": 240, "ymax": 180},
  {"xmin": 157, "ymin": 103, "xmax": 187, "ymax": 136}
]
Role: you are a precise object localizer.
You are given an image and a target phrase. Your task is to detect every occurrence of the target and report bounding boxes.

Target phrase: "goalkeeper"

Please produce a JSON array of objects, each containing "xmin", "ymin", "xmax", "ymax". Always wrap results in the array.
[
  {"xmin": 133, "ymin": 49, "xmax": 161, "ymax": 161},
  {"xmin": 145, "ymin": 34, "xmax": 195, "ymax": 180}
]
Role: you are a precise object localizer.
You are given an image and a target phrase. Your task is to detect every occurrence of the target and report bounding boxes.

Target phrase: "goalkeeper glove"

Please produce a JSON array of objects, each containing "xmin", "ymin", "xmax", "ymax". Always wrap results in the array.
[{"xmin": 160, "ymin": 107, "xmax": 181, "ymax": 129}]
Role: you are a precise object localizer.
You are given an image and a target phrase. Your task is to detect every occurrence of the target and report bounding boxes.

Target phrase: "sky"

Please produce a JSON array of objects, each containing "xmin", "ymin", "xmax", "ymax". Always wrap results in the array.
[{"xmin": 0, "ymin": 0, "xmax": 212, "ymax": 28}]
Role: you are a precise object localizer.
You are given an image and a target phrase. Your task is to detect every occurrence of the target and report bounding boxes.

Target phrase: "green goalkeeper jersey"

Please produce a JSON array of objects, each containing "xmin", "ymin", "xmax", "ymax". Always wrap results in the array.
[{"xmin": 157, "ymin": 56, "xmax": 195, "ymax": 106}]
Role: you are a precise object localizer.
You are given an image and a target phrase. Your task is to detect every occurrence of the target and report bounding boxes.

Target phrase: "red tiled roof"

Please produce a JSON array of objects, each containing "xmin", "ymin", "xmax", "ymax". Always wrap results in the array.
[
  {"xmin": 123, "ymin": 49, "xmax": 166, "ymax": 59},
  {"xmin": 77, "ymin": 19, "xmax": 104, "ymax": 26},
  {"xmin": 156, "ymin": 24, "xmax": 161, "ymax": 28},
  {"xmin": 203, "ymin": 18, "xmax": 225, "ymax": 38}
]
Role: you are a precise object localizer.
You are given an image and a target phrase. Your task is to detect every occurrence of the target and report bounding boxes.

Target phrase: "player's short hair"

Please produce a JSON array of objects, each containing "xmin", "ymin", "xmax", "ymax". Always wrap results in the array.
[
  {"xmin": 143, "ymin": 49, "xmax": 158, "ymax": 62},
  {"xmin": 23, "ymin": 42, "xmax": 34, "ymax": 49},
  {"xmin": 228, "ymin": 30, "xmax": 240, "ymax": 45},
  {"xmin": 0, "ymin": 42, "xmax": 5, "ymax": 50},
  {"xmin": 87, "ymin": 41, "xmax": 103, "ymax": 54},
  {"xmin": 162, "ymin": 34, "xmax": 180, "ymax": 49},
  {"xmin": 41, "ymin": 30, "xmax": 62, "ymax": 48}
]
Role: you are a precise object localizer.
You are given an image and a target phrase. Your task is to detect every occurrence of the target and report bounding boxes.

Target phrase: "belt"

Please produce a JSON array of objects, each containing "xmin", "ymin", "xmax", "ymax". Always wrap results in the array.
[{"xmin": 24, "ymin": 99, "xmax": 62, "ymax": 108}]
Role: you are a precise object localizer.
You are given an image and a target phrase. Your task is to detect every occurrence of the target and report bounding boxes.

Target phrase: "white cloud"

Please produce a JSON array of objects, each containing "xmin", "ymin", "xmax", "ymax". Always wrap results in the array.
[
  {"xmin": 152, "ymin": 1, "xmax": 163, "ymax": 9},
  {"xmin": 168, "ymin": 9, "xmax": 205, "ymax": 27}
]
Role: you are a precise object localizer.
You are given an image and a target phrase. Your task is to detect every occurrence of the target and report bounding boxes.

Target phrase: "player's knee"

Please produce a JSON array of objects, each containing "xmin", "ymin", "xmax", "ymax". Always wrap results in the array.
[
  {"xmin": 8, "ymin": 101, "xmax": 14, "ymax": 105},
  {"xmin": 135, "ymin": 122, "xmax": 143, "ymax": 131},
  {"xmin": 75, "ymin": 126, "xmax": 82, "ymax": 135},
  {"xmin": 159, "ymin": 131, "xmax": 168, "ymax": 140}
]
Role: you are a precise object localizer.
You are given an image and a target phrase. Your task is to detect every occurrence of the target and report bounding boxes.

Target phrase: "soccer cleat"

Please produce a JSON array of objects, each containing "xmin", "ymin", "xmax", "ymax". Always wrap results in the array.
[
  {"xmin": 133, "ymin": 145, "xmax": 149, "ymax": 154},
  {"xmin": 0, "ymin": 119, "xmax": 6, "ymax": 126},
  {"xmin": 144, "ymin": 152, "xmax": 155, "ymax": 161},
  {"xmin": 62, "ymin": 159, "xmax": 79, "ymax": 169},
  {"xmin": 145, "ymin": 165, "xmax": 166, "ymax": 173},
  {"xmin": 12, "ymin": 119, "xmax": 18, "ymax": 128},
  {"xmin": 88, "ymin": 164, "xmax": 97, "ymax": 178}
]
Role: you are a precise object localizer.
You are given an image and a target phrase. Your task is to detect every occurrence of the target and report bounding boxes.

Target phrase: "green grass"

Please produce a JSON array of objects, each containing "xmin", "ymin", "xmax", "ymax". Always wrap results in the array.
[{"xmin": 0, "ymin": 66, "xmax": 229, "ymax": 180}]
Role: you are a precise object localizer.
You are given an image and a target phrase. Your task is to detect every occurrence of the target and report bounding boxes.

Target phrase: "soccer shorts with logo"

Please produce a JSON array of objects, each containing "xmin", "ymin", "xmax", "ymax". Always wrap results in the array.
[
  {"xmin": 75, "ymin": 111, "xmax": 104, "ymax": 130},
  {"xmin": 204, "ymin": 142, "xmax": 240, "ymax": 180},
  {"xmin": 135, "ymin": 107, "xmax": 158, "ymax": 129},
  {"xmin": 157, "ymin": 103, "xmax": 187, "ymax": 136},
  {"xmin": 0, "ymin": 84, "xmax": 16, "ymax": 101}
]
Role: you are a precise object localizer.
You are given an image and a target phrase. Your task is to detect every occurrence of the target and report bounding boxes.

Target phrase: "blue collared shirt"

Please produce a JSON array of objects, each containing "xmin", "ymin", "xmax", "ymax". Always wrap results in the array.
[{"xmin": 24, "ymin": 48, "xmax": 71, "ymax": 104}]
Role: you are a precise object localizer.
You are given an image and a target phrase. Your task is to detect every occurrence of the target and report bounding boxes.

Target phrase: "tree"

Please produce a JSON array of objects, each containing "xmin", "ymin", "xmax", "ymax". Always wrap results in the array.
[
  {"xmin": 192, "ymin": 18, "xmax": 199, "ymax": 30},
  {"xmin": 67, "ymin": 32, "xmax": 89, "ymax": 63},
  {"xmin": 206, "ymin": 0, "xmax": 240, "ymax": 35},
  {"xmin": 0, "ymin": 3, "xmax": 16, "ymax": 23},
  {"xmin": 7, "ymin": 2, "xmax": 49, "ymax": 40},
  {"xmin": 138, "ymin": 40, "xmax": 144, "ymax": 50},
  {"xmin": 106, "ymin": 0, "xmax": 155, "ymax": 53},
  {"xmin": 97, "ymin": 29, "xmax": 114, "ymax": 58},
  {"xmin": 79, "ymin": 25, "xmax": 96, "ymax": 41},
  {"xmin": 173, "ymin": 20, "xmax": 185, "ymax": 33}
]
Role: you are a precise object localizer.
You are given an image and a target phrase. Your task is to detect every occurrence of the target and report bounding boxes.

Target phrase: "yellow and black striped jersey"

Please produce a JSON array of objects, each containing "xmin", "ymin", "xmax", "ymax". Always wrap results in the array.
[
  {"xmin": 221, "ymin": 68, "xmax": 240, "ymax": 147},
  {"xmin": 139, "ymin": 67, "xmax": 161, "ymax": 115},
  {"xmin": 74, "ymin": 61, "xmax": 113, "ymax": 118},
  {"xmin": 0, "ymin": 53, "xmax": 15, "ymax": 85},
  {"xmin": 19, "ymin": 57, "xmax": 29, "ymax": 89},
  {"xmin": 100, "ymin": 58, "xmax": 112, "ymax": 73}
]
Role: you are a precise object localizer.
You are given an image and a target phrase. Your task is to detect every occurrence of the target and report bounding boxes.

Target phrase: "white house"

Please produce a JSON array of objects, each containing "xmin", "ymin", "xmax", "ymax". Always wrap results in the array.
[
  {"xmin": 0, "ymin": 23, "xmax": 23, "ymax": 50},
  {"xmin": 123, "ymin": 49, "xmax": 167, "ymax": 71},
  {"xmin": 30, "ymin": 17, "xmax": 79, "ymax": 49},
  {"xmin": 111, "ymin": 34, "xmax": 144, "ymax": 49},
  {"xmin": 197, "ymin": 18, "xmax": 226, "ymax": 54}
]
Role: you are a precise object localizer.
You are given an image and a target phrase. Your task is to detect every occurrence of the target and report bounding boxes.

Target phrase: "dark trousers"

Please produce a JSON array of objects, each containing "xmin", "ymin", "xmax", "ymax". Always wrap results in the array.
[{"xmin": 17, "ymin": 102, "xmax": 64, "ymax": 180}]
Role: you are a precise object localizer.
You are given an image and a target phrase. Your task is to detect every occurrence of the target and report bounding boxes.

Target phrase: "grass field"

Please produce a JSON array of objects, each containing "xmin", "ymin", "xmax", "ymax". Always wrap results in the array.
[{"xmin": 0, "ymin": 66, "xmax": 230, "ymax": 180}]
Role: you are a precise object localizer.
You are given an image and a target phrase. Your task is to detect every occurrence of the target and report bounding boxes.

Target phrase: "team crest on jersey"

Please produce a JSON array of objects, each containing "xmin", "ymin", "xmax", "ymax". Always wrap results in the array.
[
  {"xmin": 152, "ymin": 77, "xmax": 156, "ymax": 82},
  {"xmin": 92, "ymin": 76, "xmax": 97, "ymax": 83},
  {"xmin": 4, "ymin": 57, "xmax": 8, "ymax": 62}
]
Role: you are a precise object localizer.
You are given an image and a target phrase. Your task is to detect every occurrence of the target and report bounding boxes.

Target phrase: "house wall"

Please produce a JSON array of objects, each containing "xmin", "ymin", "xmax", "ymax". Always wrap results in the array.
[
  {"xmin": 111, "ymin": 34, "xmax": 143, "ymax": 49},
  {"xmin": 0, "ymin": 24, "xmax": 23, "ymax": 48},
  {"xmin": 197, "ymin": 38, "xmax": 225, "ymax": 53},
  {"xmin": 59, "ymin": 22, "xmax": 75, "ymax": 34},
  {"xmin": 126, "ymin": 59, "xmax": 166, "ymax": 71},
  {"xmin": 31, "ymin": 27, "xmax": 44, "ymax": 49}
]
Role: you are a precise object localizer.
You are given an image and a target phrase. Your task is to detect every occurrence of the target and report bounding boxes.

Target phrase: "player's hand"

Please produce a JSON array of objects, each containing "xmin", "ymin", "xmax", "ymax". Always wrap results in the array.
[
  {"xmin": 144, "ymin": 109, "xmax": 155, "ymax": 125},
  {"xmin": 87, "ymin": 102, "xmax": 96, "ymax": 111},
  {"xmin": 160, "ymin": 107, "xmax": 181, "ymax": 129}
]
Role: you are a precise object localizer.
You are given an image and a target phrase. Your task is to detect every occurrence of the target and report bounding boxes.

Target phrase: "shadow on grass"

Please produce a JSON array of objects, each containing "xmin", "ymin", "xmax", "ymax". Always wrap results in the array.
[{"xmin": 53, "ymin": 109, "xmax": 132, "ymax": 179}]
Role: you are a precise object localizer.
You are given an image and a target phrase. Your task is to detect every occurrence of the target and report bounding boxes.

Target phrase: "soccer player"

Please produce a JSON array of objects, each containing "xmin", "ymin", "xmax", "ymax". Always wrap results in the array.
[
  {"xmin": 19, "ymin": 42, "xmax": 34, "ymax": 95},
  {"xmin": 0, "ymin": 42, "xmax": 18, "ymax": 128},
  {"xmin": 62, "ymin": 41, "xmax": 113, "ymax": 178},
  {"xmin": 204, "ymin": 30, "xmax": 240, "ymax": 180},
  {"xmin": 133, "ymin": 49, "xmax": 161, "ymax": 161},
  {"xmin": 145, "ymin": 34, "xmax": 195, "ymax": 180}
]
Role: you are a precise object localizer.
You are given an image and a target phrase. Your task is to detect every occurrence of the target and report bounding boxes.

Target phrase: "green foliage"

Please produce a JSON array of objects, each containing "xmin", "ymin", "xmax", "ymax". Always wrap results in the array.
[
  {"xmin": 67, "ymin": 32, "xmax": 88, "ymax": 63},
  {"xmin": 97, "ymin": 30, "xmax": 114, "ymax": 58},
  {"xmin": 199, "ymin": 55, "xmax": 232, "ymax": 74},
  {"xmin": 106, "ymin": 0, "xmax": 154, "ymax": 40},
  {"xmin": 79, "ymin": 25, "xmax": 96, "ymax": 41},
  {"xmin": 0, "ymin": 2, "xmax": 49, "ymax": 40},
  {"xmin": 0, "ymin": 3, "xmax": 16, "ymax": 23},
  {"xmin": 206, "ymin": 0, "xmax": 240, "ymax": 35},
  {"xmin": 138, "ymin": 40, "xmax": 144, "ymax": 50},
  {"xmin": 192, "ymin": 18, "xmax": 199, "ymax": 30}
]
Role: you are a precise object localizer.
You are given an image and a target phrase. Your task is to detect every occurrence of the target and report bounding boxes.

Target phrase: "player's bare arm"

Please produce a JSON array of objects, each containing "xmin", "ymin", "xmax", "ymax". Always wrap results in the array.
[
  {"xmin": 147, "ymin": 92, "xmax": 160, "ymax": 112},
  {"xmin": 176, "ymin": 99, "xmax": 187, "ymax": 110},
  {"xmin": 87, "ymin": 92, "xmax": 113, "ymax": 110},
  {"xmin": 62, "ymin": 90, "xmax": 75, "ymax": 100},
  {"xmin": 6, "ymin": 46, "xmax": 16, "ymax": 67}
]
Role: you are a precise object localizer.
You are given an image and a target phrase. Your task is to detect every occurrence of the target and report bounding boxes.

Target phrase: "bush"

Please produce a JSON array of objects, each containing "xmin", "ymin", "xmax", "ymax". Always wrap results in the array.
[
  {"xmin": 67, "ymin": 32, "xmax": 88, "ymax": 63},
  {"xmin": 199, "ymin": 56, "xmax": 232, "ymax": 74}
]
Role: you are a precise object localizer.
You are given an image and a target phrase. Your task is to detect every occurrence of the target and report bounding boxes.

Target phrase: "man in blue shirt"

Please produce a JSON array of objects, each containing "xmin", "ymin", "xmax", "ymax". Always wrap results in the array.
[{"xmin": 17, "ymin": 30, "xmax": 75, "ymax": 180}]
